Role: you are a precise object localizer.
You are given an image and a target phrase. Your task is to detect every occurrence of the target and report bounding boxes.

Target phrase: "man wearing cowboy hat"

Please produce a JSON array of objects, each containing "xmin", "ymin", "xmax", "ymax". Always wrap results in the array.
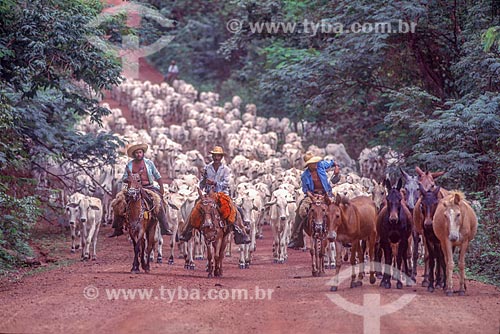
[
  {"xmin": 108, "ymin": 143, "xmax": 173, "ymax": 237},
  {"xmin": 179, "ymin": 146, "xmax": 251, "ymax": 244},
  {"xmin": 287, "ymin": 151, "xmax": 340, "ymax": 249}
]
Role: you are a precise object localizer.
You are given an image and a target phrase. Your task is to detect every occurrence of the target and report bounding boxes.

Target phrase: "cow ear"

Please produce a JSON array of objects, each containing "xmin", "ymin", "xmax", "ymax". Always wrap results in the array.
[
  {"xmin": 90, "ymin": 205, "xmax": 100, "ymax": 211},
  {"xmin": 415, "ymin": 166, "xmax": 425, "ymax": 176},
  {"xmin": 433, "ymin": 186, "xmax": 441, "ymax": 196}
]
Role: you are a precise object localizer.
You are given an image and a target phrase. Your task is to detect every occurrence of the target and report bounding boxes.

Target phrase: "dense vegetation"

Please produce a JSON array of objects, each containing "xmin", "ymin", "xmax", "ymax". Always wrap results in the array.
[
  {"xmin": 0, "ymin": 0, "xmax": 123, "ymax": 271},
  {"xmin": 0, "ymin": 0, "xmax": 498, "ymax": 284}
]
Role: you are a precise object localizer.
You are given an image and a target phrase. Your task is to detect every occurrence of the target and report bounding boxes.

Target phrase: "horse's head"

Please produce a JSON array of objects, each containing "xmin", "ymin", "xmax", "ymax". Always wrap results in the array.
[
  {"xmin": 371, "ymin": 180, "xmax": 386, "ymax": 212},
  {"xmin": 199, "ymin": 193, "xmax": 221, "ymax": 230},
  {"xmin": 415, "ymin": 166, "xmax": 445, "ymax": 192},
  {"xmin": 126, "ymin": 171, "xmax": 142, "ymax": 202},
  {"xmin": 306, "ymin": 192, "xmax": 329, "ymax": 236},
  {"xmin": 385, "ymin": 178, "xmax": 403, "ymax": 224},
  {"xmin": 401, "ymin": 168, "xmax": 419, "ymax": 210},
  {"xmin": 441, "ymin": 192, "xmax": 465, "ymax": 242},
  {"xmin": 418, "ymin": 183, "xmax": 440, "ymax": 228},
  {"xmin": 326, "ymin": 194, "xmax": 347, "ymax": 241}
]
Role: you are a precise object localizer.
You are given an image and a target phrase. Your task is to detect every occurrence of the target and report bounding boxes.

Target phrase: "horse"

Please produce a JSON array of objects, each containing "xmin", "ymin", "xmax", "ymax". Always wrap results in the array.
[
  {"xmin": 415, "ymin": 184, "xmax": 445, "ymax": 292},
  {"xmin": 125, "ymin": 171, "xmax": 159, "ymax": 273},
  {"xmin": 401, "ymin": 168, "xmax": 423, "ymax": 283},
  {"xmin": 303, "ymin": 192, "xmax": 330, "ymax": 277},
  {"xmin": 376, "ymin": 178, "xmax": 413, "ymax": 289},
  {"xmin": 433, "ymin": 191, "xmax": 478, "ymax": 296},
  {"xmin": 197, "ymin": 188, "xmax": 231, "ymax": 278},
  {"xmin": 413, "ymin": 166, "xmax": 449, "ymax": 286},
  {"xmin": 327, "ymin": 194, "xmax": 377, "ymax": 291}
]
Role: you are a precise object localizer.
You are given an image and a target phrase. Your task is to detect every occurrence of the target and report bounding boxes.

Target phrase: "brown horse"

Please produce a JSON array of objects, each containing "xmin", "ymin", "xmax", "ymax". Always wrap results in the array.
[
  {"xmin": 197, "ymin": 188, "xmax": 231, "ymax": 278},
  {"xmin": 414, "ymin": 166, "xmax": 449, "ymax": 286},
  {"xmin": 125, "ymin": 171, "xmax": 159, "ymax": 273},
  {"xmin": 303, "ymin": 192, "xmax": 330, "ymax": 277},
  {"xmin": 433, "ymin": 191, "xmax": 478, "ymax": 296},
  {"xmin": 327, "ymin": 195, "xmax": 377, "ymax": 291}
]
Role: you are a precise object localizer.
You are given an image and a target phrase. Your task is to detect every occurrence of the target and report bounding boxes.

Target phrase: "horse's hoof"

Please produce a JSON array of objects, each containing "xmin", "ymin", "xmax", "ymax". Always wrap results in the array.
[
  {"xmin": 189, "ymin": 264, "xmax": 195, "ymax": 270},
  {"xmin": 75, "ymin": 245, "xmax": 80, "ymax": 250},
  {"xmin": 70, "ymin": 249, "xmax": 76, "ymax": 254},
  {"xmin": 273, "ymin": 259, "xmax": 278, "ymax": 264},
  {"xmin": 427, "ymin": 286, "xmax": 435, "ymax": 293},
  {"xmin": 278, "ymin": 260, "xmax": 284, "ymax": 264},
  {"xmin": 446, "ymin": 290, "xmax": 453, "ymax": 297},
  {"xmin": 422, "ymin": 280, "xmax": 430, "ymax": 287},
  {"xmin": 330, "ymin": 286, "xmax": 338, "ymax": 292},
  {"xmin": 208, "ymin": 273, "xmax": 213, "ymax": 278},
  {"xmin": 458, "ymin": 290, "xmax": 465, "ymax": 296},
  {"xmin": 312, "ymin": 271, "xmax": 319, "ymax": 277},
  {"xmin": 435, "ymin": 282, "xmax": 443, "ymax": 289},
  {"xmin": 157, "ymin": 258, "xmax": 163, "ymax": 264},
  {"xmin": 369, "ymin": 276, "xmax": 376, "ymax": 285},
  {"xmin": 92, "ymin": 256, "xmax": 97, "ymax": 261},
  {"xmin": 383, "ymin": 281, "xmax": 391, "ymax": 289},
  {"xmin": 396, "ymin": 282, "xmax": 403, "ymax": 289},
  {"xmin": 356, "ymin": 281, "xmax": 363, "ymax": 287},
  {"xmin": 245, "ymin": 264, "xmax": 250, "ymax": 269},
  {"xmin": 239, "ymin": 264, "xmax": 245, "ymax": 269},
  {"xmin": 131, "ymin": 269, "xmax": 140, "ymax": 274}
]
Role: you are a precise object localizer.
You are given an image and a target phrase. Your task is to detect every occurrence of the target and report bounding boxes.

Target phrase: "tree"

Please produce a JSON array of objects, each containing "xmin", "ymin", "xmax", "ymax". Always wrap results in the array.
[{"xmin": 0, "ymin": 0, "xmax": 123, "ymax": 270}]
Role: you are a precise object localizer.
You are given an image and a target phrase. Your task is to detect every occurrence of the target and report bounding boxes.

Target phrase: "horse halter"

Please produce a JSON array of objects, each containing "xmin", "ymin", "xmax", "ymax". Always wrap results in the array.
[{"xmin": 310, "ymin": 197, "xmax": 328, "ymax": 236}]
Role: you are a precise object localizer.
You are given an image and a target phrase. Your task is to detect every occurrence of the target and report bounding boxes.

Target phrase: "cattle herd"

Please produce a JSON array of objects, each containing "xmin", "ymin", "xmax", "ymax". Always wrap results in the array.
[{"xmin": 39, "ymin": 78, "xmax": 477, "ymax": 295}]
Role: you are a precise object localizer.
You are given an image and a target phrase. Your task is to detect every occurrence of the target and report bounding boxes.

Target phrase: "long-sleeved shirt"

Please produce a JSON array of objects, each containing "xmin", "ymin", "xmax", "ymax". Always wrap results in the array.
[
  {"xmin": 301, "ymin": 159, "xmax": 336, "ymax": 197},
  {"xmin": 199, "ymin": 163, "xmax": 231, "ymax": 194}
]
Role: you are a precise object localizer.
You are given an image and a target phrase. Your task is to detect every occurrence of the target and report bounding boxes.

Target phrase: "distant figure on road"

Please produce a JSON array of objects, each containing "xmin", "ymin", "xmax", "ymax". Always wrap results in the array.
[{"xmin": 165, "ymin": 60, "xmax": 179, "ymax": 84}]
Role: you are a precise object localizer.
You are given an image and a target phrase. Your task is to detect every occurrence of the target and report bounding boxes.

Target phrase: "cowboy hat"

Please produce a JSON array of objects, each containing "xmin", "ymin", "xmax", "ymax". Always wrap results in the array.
[
  {"xmin": 304, "ymin": 155, "xmax": 322, "ymax": 167},
  {"xmin": 127, "ymin": 143, "xmax": 148, "ymax": 158},
  {"xmin": 210, "ymin": 146, "xmax": 225, "ymax": 155}
]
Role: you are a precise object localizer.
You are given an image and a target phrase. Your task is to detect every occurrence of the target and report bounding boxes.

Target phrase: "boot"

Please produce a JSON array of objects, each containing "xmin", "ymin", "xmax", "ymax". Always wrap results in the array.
[
  {"xmin": 287, "ymin": 215, "xmax": 305, "ymax": 248},
  {"xmin": 232, "ymin": 224, "xmax": 251, "ymax": 245},
  {"xmin": 178, "ymin": 224, "xmax": 194, "ymax": 242},
  {"xmin": 108, "ymin": 216, "xmax": 124, "ymax": 238},
  {"xmin": 157, "ymin": 205, "xmax": 173, "ymax": 236}
]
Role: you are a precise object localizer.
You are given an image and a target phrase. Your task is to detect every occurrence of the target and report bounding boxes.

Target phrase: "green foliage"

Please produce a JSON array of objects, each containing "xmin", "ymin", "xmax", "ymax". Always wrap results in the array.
[
  {"xmin": 0, "ymin": 190, "xmax": 40, "ymax": 272},
  {"xmin": 0, "ymin": 0, "xmax": 123, "ymax": 270}
]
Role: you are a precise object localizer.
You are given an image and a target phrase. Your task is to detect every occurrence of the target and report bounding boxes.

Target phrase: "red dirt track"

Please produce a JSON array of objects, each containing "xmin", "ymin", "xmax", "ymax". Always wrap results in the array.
[{"xmin": 0, "ymin": 1, "xmax": 499, "ymax": 333}]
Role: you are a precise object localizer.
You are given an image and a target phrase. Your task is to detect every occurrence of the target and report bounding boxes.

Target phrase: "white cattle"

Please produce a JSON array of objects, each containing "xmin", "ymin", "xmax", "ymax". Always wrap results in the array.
[
  {"xmin": 265, "ymin": 188, "xmax": 294, "ymax": 264},
  {"xmin": 66, "ymin": 193, "xmax": 102, "ymax": 260}
]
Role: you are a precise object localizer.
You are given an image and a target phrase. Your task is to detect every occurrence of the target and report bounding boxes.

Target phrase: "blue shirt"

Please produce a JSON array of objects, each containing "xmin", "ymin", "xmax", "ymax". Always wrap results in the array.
[
  {"xmin": 301, "ymin": 160, "xmax": 336, "ymax": 197},
  {"xmin": 122, "ymin": 158, "xmax": 162, "ymax": 188},
  {"xmin": 200, "ymin": 163, "xmax": 231, "ymax": 195}
]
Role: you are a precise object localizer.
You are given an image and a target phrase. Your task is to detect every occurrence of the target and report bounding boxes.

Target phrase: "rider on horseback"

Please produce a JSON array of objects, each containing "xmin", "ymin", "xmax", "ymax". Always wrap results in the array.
[
  {"xmin": 179, "ymin": 146, "xmax": 251, "ymax": 245},
  {"xmin": 108, "ymin": 143, "xmax": 173, "ymax": 237},
  {"xmin": 287, "ymin": 151, "xmax": 340, "ymax": 249}
]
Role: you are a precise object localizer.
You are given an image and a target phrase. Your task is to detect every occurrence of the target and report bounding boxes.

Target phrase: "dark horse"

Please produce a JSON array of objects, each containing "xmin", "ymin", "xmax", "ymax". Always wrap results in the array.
[
  {"xmin": 416, "ymin": 184, "xmax": 445, "ymax": 292},
  {"xmin": 125, "ymin": 171, "xmax": 159, "ymax": 273},
  {"xmin": 303, "ymin": 192, "xmax": 330, "ymax": 278},
  {"xmin": 376, "ymin": 178, "xmax": 413, "ymax": 289},
  {"xmin": 197, "ymin": 188, "xmax": 231, "ymax": 278}
]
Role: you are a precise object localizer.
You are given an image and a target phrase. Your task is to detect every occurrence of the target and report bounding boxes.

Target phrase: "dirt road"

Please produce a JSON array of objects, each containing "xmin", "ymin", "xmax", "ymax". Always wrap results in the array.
[
  {"xmin": 0, "ymin": 223, "xmax": 499, "ymax": 334},
  {"xmin": 1, "ymin": 2, "xmax": 497, "ymax": 332}
]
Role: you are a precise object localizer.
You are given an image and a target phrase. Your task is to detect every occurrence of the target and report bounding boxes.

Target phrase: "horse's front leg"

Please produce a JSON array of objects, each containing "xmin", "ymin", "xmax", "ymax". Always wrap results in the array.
[
  {"xmin": 131, "ymin": 237, "xmax": 141, "ymax": 273},
  {"xmin": 350, "ymin": 240, "xmax": 362, "ymax": 288},
  {"xmin": 380, "ymin": 240, "xmax": 392, "ymax": 289},
  {"xmin": 206, "ymin": 241, "xmax": 214, "ymax": 278},
  {"xmin": 330, "ymin": 241, "xmax": 343, "ymax": 291}
]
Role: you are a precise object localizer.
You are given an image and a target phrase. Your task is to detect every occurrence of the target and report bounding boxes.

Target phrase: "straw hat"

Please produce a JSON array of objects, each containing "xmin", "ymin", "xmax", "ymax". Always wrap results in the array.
[
  {"xmin": 127, "ymin": 143, "xmax": 148, "ymax": 158},
  {"xmin": 304, "ymin": 151, "xmax": 322, "ymax": 167},
  {"xmin": 210, "ymin": 146, "xmax": 225, "ymax": 155}
]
